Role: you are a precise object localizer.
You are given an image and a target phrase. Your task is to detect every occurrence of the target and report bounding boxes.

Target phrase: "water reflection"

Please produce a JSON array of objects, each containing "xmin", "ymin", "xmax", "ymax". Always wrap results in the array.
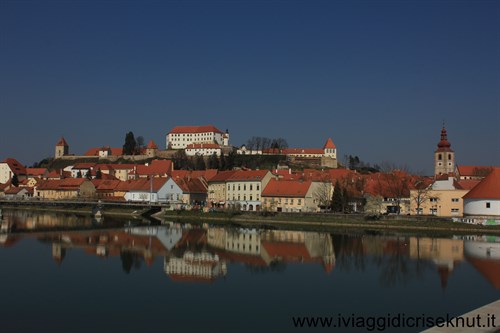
[{"xmin": 1, "ymin": 210, "xmax": 500, "ymax": 290}]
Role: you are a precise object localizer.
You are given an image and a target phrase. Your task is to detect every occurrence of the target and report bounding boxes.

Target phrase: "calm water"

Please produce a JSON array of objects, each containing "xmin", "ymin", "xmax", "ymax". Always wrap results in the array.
[{"xmin": 0, "ymin": 209, "xmax": 499, "ymax": 333}]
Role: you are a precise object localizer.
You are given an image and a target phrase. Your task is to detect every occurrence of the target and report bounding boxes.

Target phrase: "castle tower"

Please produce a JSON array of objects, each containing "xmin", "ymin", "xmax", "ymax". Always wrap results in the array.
[
  {"xmin": 146, "ymin": 140, "xmax": 158, "ymax": 158},
  {"xmin": 223, "ymin": 129, "xmax": 230, "ymax": 146},
  {"xmin": 55, "ymin": 137, "xmax": 69, "ymax": 159},
  {"xmin": 434, "ymin": 126, "xmax": 455, "ymax": 176},
  {"xmin": 323, "ymin": 138, "xmax": 337, "ymax": 159}
]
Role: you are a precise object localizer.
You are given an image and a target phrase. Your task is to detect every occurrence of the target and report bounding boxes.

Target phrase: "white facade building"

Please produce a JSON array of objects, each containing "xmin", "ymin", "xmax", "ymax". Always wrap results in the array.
[{"xmin": 166, "ymin": 125, "xmax": 226, "ymax": 149}]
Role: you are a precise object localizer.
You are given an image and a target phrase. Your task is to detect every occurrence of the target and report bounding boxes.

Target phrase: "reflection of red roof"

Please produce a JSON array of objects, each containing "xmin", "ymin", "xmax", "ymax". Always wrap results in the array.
[
  {"xmin": 169, "ymin": 125, "xmax": 223, "ymax": 134},
  {"xmin": 466, "ymin": 257, "xmax": 500, "ymax": 289},
  {"xmin": 168, "ymin": 275, "xmax": 215, "ymax": 283},
  {"xmin": 261, "ymin": 241, "xmax": 311, "ymax": 261},
  {"xmin": 463, "ymin": 168, "xmax": 500, "ymax": 199},
  {"xmin": 262, "ymin": 179, "xmax": 312, "ymax": 197}
]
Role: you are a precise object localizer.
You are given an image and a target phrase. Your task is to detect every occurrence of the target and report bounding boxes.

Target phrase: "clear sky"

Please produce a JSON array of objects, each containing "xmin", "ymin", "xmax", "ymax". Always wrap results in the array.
[{"xmin": 1, "ymin": 0, "xmax": 499, "ymax": 174}]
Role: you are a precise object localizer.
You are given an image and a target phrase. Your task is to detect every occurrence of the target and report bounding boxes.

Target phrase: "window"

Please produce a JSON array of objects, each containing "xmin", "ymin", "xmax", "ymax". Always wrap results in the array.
[
  {"xmin": 448, "ymin": 154, "xmax": 452, "ymax": 160},
  {"xmin": 257, "ymin": 184, "xmax": 260, "ymax": 191},
  {"xmin": 430, "ymin": 198, "xmax": 438, "ymax": 202},
  {"xmin": 486, "ymin": 202, "xmax": 491, "ymax": 208},
  {"xmin": 451, "ymin": 208, "xmax": 459, "ymax": 214},
  {"xmin": 451, "ymin": 198, "xmax": 459, "ymax": 203},
  {"xmin": 438, "ymin": 154, "xmax": 442, "ymax": 160},
  {"xmin": 250, "ymin": 184, "xmax": 253, "ymax": 191},
  {"xmin": 298, "ymin": 199, "xmax": 302, "ymax": 205},
  {"xmin": 244, "ymin": 185, "xmax": 246, "ymax": 191}
]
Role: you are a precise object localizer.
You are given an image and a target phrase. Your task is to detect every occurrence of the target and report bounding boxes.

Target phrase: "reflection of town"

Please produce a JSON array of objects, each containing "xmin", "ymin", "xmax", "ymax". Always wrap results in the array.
[{"xmin": 1, "ymin": 212, "xmax": 499, "ymax": 288}]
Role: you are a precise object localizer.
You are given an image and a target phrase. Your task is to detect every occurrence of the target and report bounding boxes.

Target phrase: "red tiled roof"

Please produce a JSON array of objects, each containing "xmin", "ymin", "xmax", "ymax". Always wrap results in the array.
[
  {"xmin": 26, "ymin": 168, "xmax": 48, "ymax": 177},
  {"xmin": 263, "ymin": 148, "xmax": 324, "ymax": 155},
  {"xmin": 455, "ymin": 179, "xmax": 481, "ymax": 190},
  {"xmin": 128, "ymin": 177, "xmax": 169, "ymax": 192},
  {"xmin": 130, "ymin": 160, "xmax": 173, "ymax": 176},
  {"xmin": 208, "ymin": 170, "xmax": 238, "ymax": 183},
  {"xmin": 5, "ymin": 187, "xmax": 28, "ymax": 195},
  {"xmin": 1, "ymin": 158, "xmax": 27, "ymax": 176},
  {"xmin": 174, "ymin": 177, "xmax": 208, "ymax": 194},
  {"xmin": 37, "ymin": 178, "xmax": 93, "ymax": 191},
  {"xmin": 56, "ymin": 137, "xmax": 68, "ymax": 146},
  {"xmin": 72, "ymin": 163, "xmax": 96, "ymax": 170},
  {"xmin": 91, "ymin": 179, "xmax": 122, "ymax": 191},
  {"xmin": 262, "ymin": 179, "xmax": 312, "ymax": 197},
  {"xmin": 107, "ymin": 164, "xmax": 136, "ymax": 170},
  {"xmin": 146, "ymin": 140, "xmax": 158, "ymax": 149},
  {"xmin": 168, "ymin": 125, "xmax": 223, "ymax": 134},
  {"xmin": 323, "ymin": 138, "xmax": 336, "ymax": 149},
  {"xmin": 185, "ymin": 143, "xmax": 221, "ymax": 149},
  {"xmin": 456, "ymin": 165, "xmax": 493, "ymax": 177},
  {"xmin": 463, "ymin": 167, "xmax": 500, "ymax": 199},
  {"xmin": 172, "ymin": 169, "xmax": 218, "ymax": 181},
  {"xmin": 227, "ymin": 170, "xmax": 270, "ymax": 181}
]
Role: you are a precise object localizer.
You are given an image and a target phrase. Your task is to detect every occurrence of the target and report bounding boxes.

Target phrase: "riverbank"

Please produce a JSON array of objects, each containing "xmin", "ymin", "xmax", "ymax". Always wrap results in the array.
[
  {"xmin": 160, "ymin": 210, "xmax": 500, "ymax": 236},
  {"xmin": 0, "ymin": 201, "xmax": 143, "ymax": 217}
]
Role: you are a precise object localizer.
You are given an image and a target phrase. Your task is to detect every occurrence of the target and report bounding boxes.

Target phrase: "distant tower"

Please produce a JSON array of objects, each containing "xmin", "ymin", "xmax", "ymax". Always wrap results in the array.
[
  {"xmin": 223, "ymin": 129, "xmax": 230, "ymax": 146},
  {"xmin": 146, "ymin": 140, "xmax": 158, "ymax": 158},
  {"xmin": 434, "ymin": 126, "xmax": 455, "ymax": 176},
  {"xmin": 323, "ymin": 138, "xmax": 337, "ymax": 158},
  {"xmin": 55, "ymin": 137, "xmax": 69, "ymax": 158}
]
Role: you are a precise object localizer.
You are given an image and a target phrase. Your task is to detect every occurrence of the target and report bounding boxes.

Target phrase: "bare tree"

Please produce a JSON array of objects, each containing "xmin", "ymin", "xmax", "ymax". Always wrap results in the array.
[
  {"xmin": 313, "ymin": 181, "xmax": 333, "ymax": 209},
  {"xmin": 411, "ymin": 177, "xmax": 433, "ymax": 215}
]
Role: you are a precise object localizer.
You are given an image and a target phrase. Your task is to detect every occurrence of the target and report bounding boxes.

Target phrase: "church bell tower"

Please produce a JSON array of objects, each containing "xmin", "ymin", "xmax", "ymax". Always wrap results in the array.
[{"xmin": 434, "ymin": 126, "xmax": 455, "ymax": 177}]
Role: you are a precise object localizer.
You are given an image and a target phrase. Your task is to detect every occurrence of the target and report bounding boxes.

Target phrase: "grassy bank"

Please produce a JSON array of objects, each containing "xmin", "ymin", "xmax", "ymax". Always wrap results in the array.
[
  {"xmin": 0, "ymin": 203, "xmax": 141, "ymax": 217},
  {"xmin": 160, "ymin": 210, "xmax": 500, "ymax": 236}
]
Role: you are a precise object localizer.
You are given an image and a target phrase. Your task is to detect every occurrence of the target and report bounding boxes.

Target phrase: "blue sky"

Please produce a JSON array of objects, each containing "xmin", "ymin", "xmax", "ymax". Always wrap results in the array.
[{"xmin": 1, "ymin": 0, "xmax": 498, "ymax": 174}]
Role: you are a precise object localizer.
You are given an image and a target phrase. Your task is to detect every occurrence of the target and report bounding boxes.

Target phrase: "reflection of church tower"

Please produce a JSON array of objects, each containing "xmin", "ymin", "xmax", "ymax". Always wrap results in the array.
[
  {"xmin": 55, "ymin": 137, "xmax": 69, "ymax": 159},
  {"xmin": 434, "ymin": 127, "xmax": 455, "ymax": 177},
  {"xmin": 52, "ymin": 243, "xmax": 66, "ymax": 265}
]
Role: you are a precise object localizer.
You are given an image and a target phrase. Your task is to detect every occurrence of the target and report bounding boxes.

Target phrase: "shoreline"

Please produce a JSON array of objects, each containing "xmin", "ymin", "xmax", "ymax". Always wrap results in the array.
[{"xmin": 2, "ymin": 203, "xmax": 500, "ymax": 236}]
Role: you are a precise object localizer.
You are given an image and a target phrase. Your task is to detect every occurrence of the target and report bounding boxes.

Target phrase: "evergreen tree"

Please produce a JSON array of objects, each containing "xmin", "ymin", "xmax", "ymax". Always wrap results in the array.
[
  {"xmin": 208, "ymin": 152, "xmax": 219, "ymax": 170},
  {"xmin": 195, "ymin": 155, "xmax": 206, "ymax": 170},
  {"xmin": 122, "ymin": 131, "xmax": 137, "ymax": 155},
  {"xmin": 331, "ymin": 180, "xmax": 343, "ymax": 212},
  {"xmin": 219, "ymin": 154, "xmax": 226, "ymax": 170},
  {"xmin": 11, "ymin": 174, "xmax": 19, "ymax": 187}
]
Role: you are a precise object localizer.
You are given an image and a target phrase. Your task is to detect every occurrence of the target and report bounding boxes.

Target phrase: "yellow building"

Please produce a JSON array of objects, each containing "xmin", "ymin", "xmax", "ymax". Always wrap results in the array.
[{"xmin": 261, "ymin": 179, "xmax": 323, "ymax": 213}]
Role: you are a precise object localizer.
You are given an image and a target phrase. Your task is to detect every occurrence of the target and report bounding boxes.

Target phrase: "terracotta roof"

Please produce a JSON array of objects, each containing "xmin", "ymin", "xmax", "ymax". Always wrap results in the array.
[
  {"xmin": 455, "ymin": 179, "xmax": 481, "ymax": 190},
  {"xmin": 463, "ymin": 167, "xmax": 500, "ymax": 199},
  {"xmin": 56, "ymin": 137, "xmax": 69, "ymax": 146},
  {"xmin": 174, "ymin": 177, "xmax": 208, "ymax": 194},
  {"xmin": 172, "ymin": 169, "xmax": 218, "ymax": 181},
  {"xmin": 26, "ymin": 168, "xmax": 48, "ymax": 177},
  {"xmin": 37, "ymin": 178, "xmax": 93, "ymax": 191},
  {"xmin": 456, "ymin": 165, "xmax": 493, "ymax": 177},
  {"xmin": 263, "ymin": 148, "xmax": 324, "ymax": 155},
  {"xmin": 1, "ymin": 158, "xmax": 27, "ymax": 176},
  {"xmin": 185, "ymin": 143, "xmax": 221, "ymax": 149},
  {"xmin": 128, "ymin": 177, "xmax": 169, "ymax": 192},
  {"xmin": 72, "ymin": 163, "xmax": 96, "ymax": 170},
  {"xmin": 262, "ymin": 179, "xmax": 312, "ymax": 197},
  {"xmin": 168, "ymin": 125, "xmax": 223, "ymax": 134},
  {"xmin": 107, "ymin": 164, "xmax": 136, "ymax": 170},
  {"xmin": 226, "ymin": 170, "xmax": 270, "ymax": 181},
  {"xmin": 323, "ymin": 138, "xmax": 336, "ymax": 149},
  {"xmin": 208, "ymin": 170, "xmax": 238, "ymax": 183},
  {"xmin": 146, "ymin": 140, "xmax": 158, "ymax": 149},
  {"xmin": 130, "ymin": 160, "xmax": 173, "ymax": 176},
  {"xmin": 5, "ymin": 187, "xmax": 28, "ymax": 195},
  {"xmin": 91, "ymin": 179, "xmax": 122, "ymax": 191}
]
